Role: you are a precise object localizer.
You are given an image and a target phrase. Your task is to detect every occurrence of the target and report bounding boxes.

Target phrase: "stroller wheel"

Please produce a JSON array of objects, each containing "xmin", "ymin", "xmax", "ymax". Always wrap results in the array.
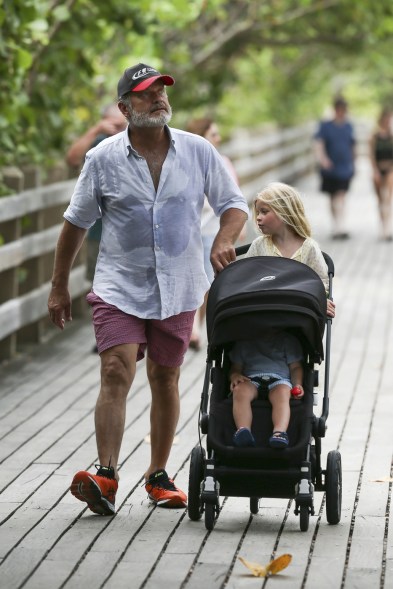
[
  {"xmin": 205, "ymin": 502, "xmax": 216, "ymax": 531},
  {"xmin": 188, "ymin": 446, "xmax": 205, "ymax": 521},
  {"xmin": 250, "ymin": 497, "xmax": 259, "ymax": 514},
  {"xmin": 299, "ymin": 505, "xmax": 310, "ymax": 532},
  {"xmin": 325, "ymin": 450, "xmax": 342, "ymax": 525}
]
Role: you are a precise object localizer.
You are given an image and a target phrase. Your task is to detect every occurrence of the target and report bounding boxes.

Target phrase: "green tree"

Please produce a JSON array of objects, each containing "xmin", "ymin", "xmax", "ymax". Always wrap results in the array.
[{"xmin": 1, "ymin": 0, "xmax": 393, "ymax": 191}]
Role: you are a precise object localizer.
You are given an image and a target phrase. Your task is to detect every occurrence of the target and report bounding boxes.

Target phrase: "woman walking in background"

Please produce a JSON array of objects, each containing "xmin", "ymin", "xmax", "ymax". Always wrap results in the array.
[
  {"xmin": 369, "ymin": 108, "xmax": 393, "ymax": 241},
  {"xmin": 314, "ymin": 97, "xmax": 356, "ymax": 240}
]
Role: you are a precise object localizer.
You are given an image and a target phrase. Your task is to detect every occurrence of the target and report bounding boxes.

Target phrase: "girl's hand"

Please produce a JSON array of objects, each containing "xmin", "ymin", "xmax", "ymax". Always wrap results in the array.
[
  {"xmin": 327, "ymin": 299, "xmax": 335, "ymax": 318},
  {"xmin": 291, "ymin": 385, "xmax": 304, "ymax": 398}
]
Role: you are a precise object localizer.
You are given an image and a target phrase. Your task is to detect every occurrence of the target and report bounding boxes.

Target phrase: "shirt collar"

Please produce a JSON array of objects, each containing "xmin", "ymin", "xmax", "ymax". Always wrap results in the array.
[{"xmin": 123, "ymin": 125, "xmax": 175, "ymax": 157}]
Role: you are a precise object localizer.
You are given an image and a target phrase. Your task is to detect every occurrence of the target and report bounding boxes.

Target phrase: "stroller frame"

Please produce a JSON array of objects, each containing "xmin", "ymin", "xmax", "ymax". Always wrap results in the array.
[{"xmin": 188, "ymin": 248, "xmax": 342, "ymax": 531}]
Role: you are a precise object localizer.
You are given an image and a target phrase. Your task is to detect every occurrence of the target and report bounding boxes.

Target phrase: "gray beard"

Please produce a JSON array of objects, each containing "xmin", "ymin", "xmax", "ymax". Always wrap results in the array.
[{"xmin": 128, "ymin": 106, "xmax": 172, "ymax": 128}]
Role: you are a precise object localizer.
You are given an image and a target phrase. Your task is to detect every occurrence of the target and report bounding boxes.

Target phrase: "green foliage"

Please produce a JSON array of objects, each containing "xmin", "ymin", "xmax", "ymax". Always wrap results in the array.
[
  {"xmin": 167, "ymin": 0, "xmax": 393, "ymax": 128},
  {"xmin": 0, "ymin": 0, "xmax": 148, "ymax": 168},
  {"xmin": 1, "ymin": 0, "xmax": 393, "ymax": 179}
]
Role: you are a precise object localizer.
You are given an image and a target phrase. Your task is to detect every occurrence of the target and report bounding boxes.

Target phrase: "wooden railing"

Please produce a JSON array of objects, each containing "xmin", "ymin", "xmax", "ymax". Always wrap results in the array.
[
  {"xmin": 0, "ymin": 121, "xmax": 321, "ymax": 362},
  {"xmin": 0, "ymin": 179, "xmax": 88, "ymax": 360},
  {"xmin": 222, "ymin": 121, "xmax": 316, "ymax": 200}
]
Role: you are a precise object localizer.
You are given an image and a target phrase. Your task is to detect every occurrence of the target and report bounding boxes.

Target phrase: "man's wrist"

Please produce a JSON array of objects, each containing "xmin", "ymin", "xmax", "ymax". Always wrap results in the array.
[{"xmin": 51, "ymin": 279, "xmax": 69, "ymax": 289}]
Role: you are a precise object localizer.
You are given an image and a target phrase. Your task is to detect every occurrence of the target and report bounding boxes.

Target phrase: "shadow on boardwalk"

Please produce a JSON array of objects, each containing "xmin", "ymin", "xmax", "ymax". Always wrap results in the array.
[{"xmin": 0, "ymin": 157, "xmax": 392, "ymax": 589}]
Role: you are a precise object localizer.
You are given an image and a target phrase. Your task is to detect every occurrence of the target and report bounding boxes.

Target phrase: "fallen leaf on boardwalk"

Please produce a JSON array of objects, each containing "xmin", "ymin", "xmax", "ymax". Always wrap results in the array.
[
  {"xmin": 266, "ymin": 554, "xmax": 292, "ymax": 574},
  {"xmin": 238, "ymin": 557, "xmax": 268, "ymax": 577},
  {"xmin": 370, "ymin": 477, "xmax": 393, "ymax": 483},
  {"xmin": 238, "ymin": 554, "xmax": 292, "ymax": 577}
]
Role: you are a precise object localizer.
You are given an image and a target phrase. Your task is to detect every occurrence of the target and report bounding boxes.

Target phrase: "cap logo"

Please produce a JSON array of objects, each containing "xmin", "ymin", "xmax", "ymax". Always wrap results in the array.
[
  {"xmin": 260, "ymin": 275, "xmax": 276, "ymax": 281},
  {"xmin": 132, "ymin": 67, "xmax": 158, "ymax": 81}
]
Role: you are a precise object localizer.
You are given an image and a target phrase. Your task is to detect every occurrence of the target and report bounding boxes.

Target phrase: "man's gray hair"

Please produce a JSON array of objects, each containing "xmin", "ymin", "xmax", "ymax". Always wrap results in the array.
[{"xmin": 118, "ymin": 93, "xmax": 132, "ymax": 108}]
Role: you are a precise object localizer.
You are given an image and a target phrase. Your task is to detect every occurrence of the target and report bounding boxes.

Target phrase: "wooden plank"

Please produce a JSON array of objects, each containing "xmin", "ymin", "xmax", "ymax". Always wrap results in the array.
[
  {"xmin": 223, "ymin": 122, "xmax": 314, "ymax": 159},
  {"xmin": 11, "ymin": 420, "xmax": 199, "ymax": 589},
  {"xmin": 0, "ymin": 321, "xmax": 95, "ymax": 405},
  {"xmin": 0, "ymin": 181, "xmax": 75, "ymax": 223},
  {"xmin": 0, "ymin": 352, "xmax": 206, "ymax": 586},
  {"xmin": 0, "ymin": 225, "xmax": 63, "ymax": 272},
  {"xmin": 302, "ymin": 158, "xmax": 392, "ymax": 589},
  {"xmin": 0, "ymin": 353, "xmax": 99, "ymax": 436}
]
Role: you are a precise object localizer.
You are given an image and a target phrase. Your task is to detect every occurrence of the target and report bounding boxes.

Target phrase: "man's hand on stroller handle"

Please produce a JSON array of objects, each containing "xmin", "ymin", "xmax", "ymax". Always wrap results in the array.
[
  {"xmin": 210, "ymin": 239, "xmax": 236, "ymax": 274},
  {"xmin": 210, "ymin": 209, "xmax": 248, "ymax": 274}
]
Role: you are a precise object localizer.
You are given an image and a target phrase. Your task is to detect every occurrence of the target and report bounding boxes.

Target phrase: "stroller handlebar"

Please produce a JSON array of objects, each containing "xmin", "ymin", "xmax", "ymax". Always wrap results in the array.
[
  {"xmin": 235, "ymin": 244, "xmax": 335, "ymax": 278},
  {"xmin": 234, "ymin": 243, "xmax": 251, "ymax": 257},
  {"xmin": 322, "ymin": 252, "xmax": 335, "ymax": 277}
]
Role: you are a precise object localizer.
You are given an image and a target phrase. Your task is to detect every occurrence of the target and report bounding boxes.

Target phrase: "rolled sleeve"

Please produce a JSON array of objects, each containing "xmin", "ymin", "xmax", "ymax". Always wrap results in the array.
[
  {"xmin": 64, "ymin": 156, "xmax": 101, "ymax": 229},
  {"xmin": 205, "ymin": 149, "xmax": 248, "ymax": 219}
]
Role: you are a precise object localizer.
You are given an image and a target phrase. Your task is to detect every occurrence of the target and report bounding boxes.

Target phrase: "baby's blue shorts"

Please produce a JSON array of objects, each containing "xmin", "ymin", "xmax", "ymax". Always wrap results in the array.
[{"xmin": 248, "ymin": 372, "xmax": 292, "ymax": 393}]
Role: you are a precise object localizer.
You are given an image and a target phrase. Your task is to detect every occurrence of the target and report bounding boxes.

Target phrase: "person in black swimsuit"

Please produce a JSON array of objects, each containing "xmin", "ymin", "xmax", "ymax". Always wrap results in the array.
[{"xmin": 370, "ymin": 108, "xmax": 393, "ymax": 241}]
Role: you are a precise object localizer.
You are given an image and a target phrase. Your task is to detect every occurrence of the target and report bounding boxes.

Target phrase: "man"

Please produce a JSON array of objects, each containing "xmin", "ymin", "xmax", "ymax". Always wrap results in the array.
[
  {"xmin": 48, "ymin": 63, "xmax": 248, "ymax": 515},
  {"xmin": 314, "ymin": 96, "xmax": 356, "ymax": 240}
]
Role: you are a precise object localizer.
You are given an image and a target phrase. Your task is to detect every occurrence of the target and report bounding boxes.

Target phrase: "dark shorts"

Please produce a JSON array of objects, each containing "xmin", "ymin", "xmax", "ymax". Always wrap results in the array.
[
  {"xmin": 248, "ymin": 374, "xmax": 292, "ymax": 399},
  {"xmin": 320, "ymin": 175, "xmax": 351, "ymax": 196},
  {"xmin": 86, "ymin": 291, "xmax": 196, "ymax": 367}
]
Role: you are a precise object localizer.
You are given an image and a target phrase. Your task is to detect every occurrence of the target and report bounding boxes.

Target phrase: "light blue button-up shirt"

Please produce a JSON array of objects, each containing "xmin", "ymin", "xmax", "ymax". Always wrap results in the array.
[{"xmin": 64, "ymin": 126, "xmax": 248, "ymax": 319}]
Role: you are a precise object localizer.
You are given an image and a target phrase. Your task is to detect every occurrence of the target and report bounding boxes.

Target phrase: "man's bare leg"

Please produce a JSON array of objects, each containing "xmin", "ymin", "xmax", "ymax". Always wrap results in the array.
[
  {"xmin": 95, "ymin": 343, "xmax": 138, "ymax": 480},
  {"xmin": 70, "ymin": 343, "xmax": 138, "ymax": 514},
  {"xmin": 145, "ymin": 358, "xmax": 180, "ymax": 479}
]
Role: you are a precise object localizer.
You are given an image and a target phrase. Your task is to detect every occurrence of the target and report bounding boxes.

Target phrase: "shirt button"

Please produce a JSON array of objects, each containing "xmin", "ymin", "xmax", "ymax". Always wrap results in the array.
[
  {"xmin": 156, "ymin": 246, "xmax": 161, "ymax": 250},
  {"xmin": 155, "ymin": 224, "xmax": 159, "ymax": 228}
]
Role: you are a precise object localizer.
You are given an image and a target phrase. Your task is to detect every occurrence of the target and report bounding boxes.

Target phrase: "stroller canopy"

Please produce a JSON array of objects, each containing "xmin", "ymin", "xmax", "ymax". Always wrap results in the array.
[{"xmin": 206, "ymin": 256, "xmax": 327, "ymax": 362}]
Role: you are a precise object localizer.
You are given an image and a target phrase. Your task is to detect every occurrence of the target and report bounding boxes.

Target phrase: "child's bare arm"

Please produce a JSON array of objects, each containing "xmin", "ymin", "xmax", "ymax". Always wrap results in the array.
[{"xmin": 289, "ymin": 361, "xmax": 304, "ymax": 397}]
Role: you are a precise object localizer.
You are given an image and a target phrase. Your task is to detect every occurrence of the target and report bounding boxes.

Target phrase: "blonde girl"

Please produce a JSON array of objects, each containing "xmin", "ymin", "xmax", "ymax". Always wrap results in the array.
[{"xmin": 247, "ymin": 182, "xmax": 333, "ymax": 313}]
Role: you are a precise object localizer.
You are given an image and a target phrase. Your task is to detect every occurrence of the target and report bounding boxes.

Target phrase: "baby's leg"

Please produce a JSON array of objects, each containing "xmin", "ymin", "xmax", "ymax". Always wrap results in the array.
[
  {"xmin": 232, "ymin": 380, "xmax": 258, "ymax": 430},
  {"xmin": 268, "ymin": 384, "xmax": 291, "ymax": 433}
]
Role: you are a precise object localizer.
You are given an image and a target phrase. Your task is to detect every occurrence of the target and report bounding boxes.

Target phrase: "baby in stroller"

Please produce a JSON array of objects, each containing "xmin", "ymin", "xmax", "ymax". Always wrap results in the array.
[
  {"xmin": 230, "ymin": 328, "xmax": 304, "ymax": 448},
  {"xmin": 229, "ymin": 182, "xmax": 335, "ymax": 451}
]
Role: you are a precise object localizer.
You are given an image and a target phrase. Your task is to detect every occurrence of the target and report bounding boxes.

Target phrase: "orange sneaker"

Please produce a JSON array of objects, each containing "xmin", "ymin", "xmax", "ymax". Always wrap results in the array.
[
  {"xmin": 145, "ymin": 470, "xmax": 187, "ymax": 508},
  {"xmin": 70, "ymin": 464, "xmax": 118, "ymax": 515}
]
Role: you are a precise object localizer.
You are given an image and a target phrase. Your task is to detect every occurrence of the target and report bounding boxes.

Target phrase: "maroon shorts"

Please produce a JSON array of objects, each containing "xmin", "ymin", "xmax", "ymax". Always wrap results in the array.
[{"xmin": 86, "ymin": 292, "xmax": 195, "ymax": 367}]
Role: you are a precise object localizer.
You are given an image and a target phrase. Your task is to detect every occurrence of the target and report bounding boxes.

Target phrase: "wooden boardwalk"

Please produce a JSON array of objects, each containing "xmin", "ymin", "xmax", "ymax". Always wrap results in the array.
[{"xmin": 0, "ymin": 156, "xmax": 392, "ymax": 589}]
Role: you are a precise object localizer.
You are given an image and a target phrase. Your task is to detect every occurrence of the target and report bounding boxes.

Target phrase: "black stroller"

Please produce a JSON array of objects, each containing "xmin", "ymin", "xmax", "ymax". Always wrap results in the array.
[{"xmin": 187, "ymin": 248, "xmax": 342, "ymax": 531}]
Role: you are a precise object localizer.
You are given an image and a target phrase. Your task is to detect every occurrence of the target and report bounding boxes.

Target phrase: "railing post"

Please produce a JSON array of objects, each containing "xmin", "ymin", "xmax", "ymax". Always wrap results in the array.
[
  {"xmin": 0, "ymin": 215, "xmax": 21, "ymax": 360},
  {"xmin": 2, "ymin": 166, "xmax": 24, "ymax": 193},
  {"xmin": 17, "ymin": 206, "xmax": 46, "ymax": 345}
]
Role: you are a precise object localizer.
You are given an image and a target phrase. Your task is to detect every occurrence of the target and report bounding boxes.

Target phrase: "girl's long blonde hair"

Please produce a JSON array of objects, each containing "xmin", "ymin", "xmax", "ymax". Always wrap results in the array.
[{"xmin": 253, "ymin": 182, "xmax": 311, "ymax": 239}]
